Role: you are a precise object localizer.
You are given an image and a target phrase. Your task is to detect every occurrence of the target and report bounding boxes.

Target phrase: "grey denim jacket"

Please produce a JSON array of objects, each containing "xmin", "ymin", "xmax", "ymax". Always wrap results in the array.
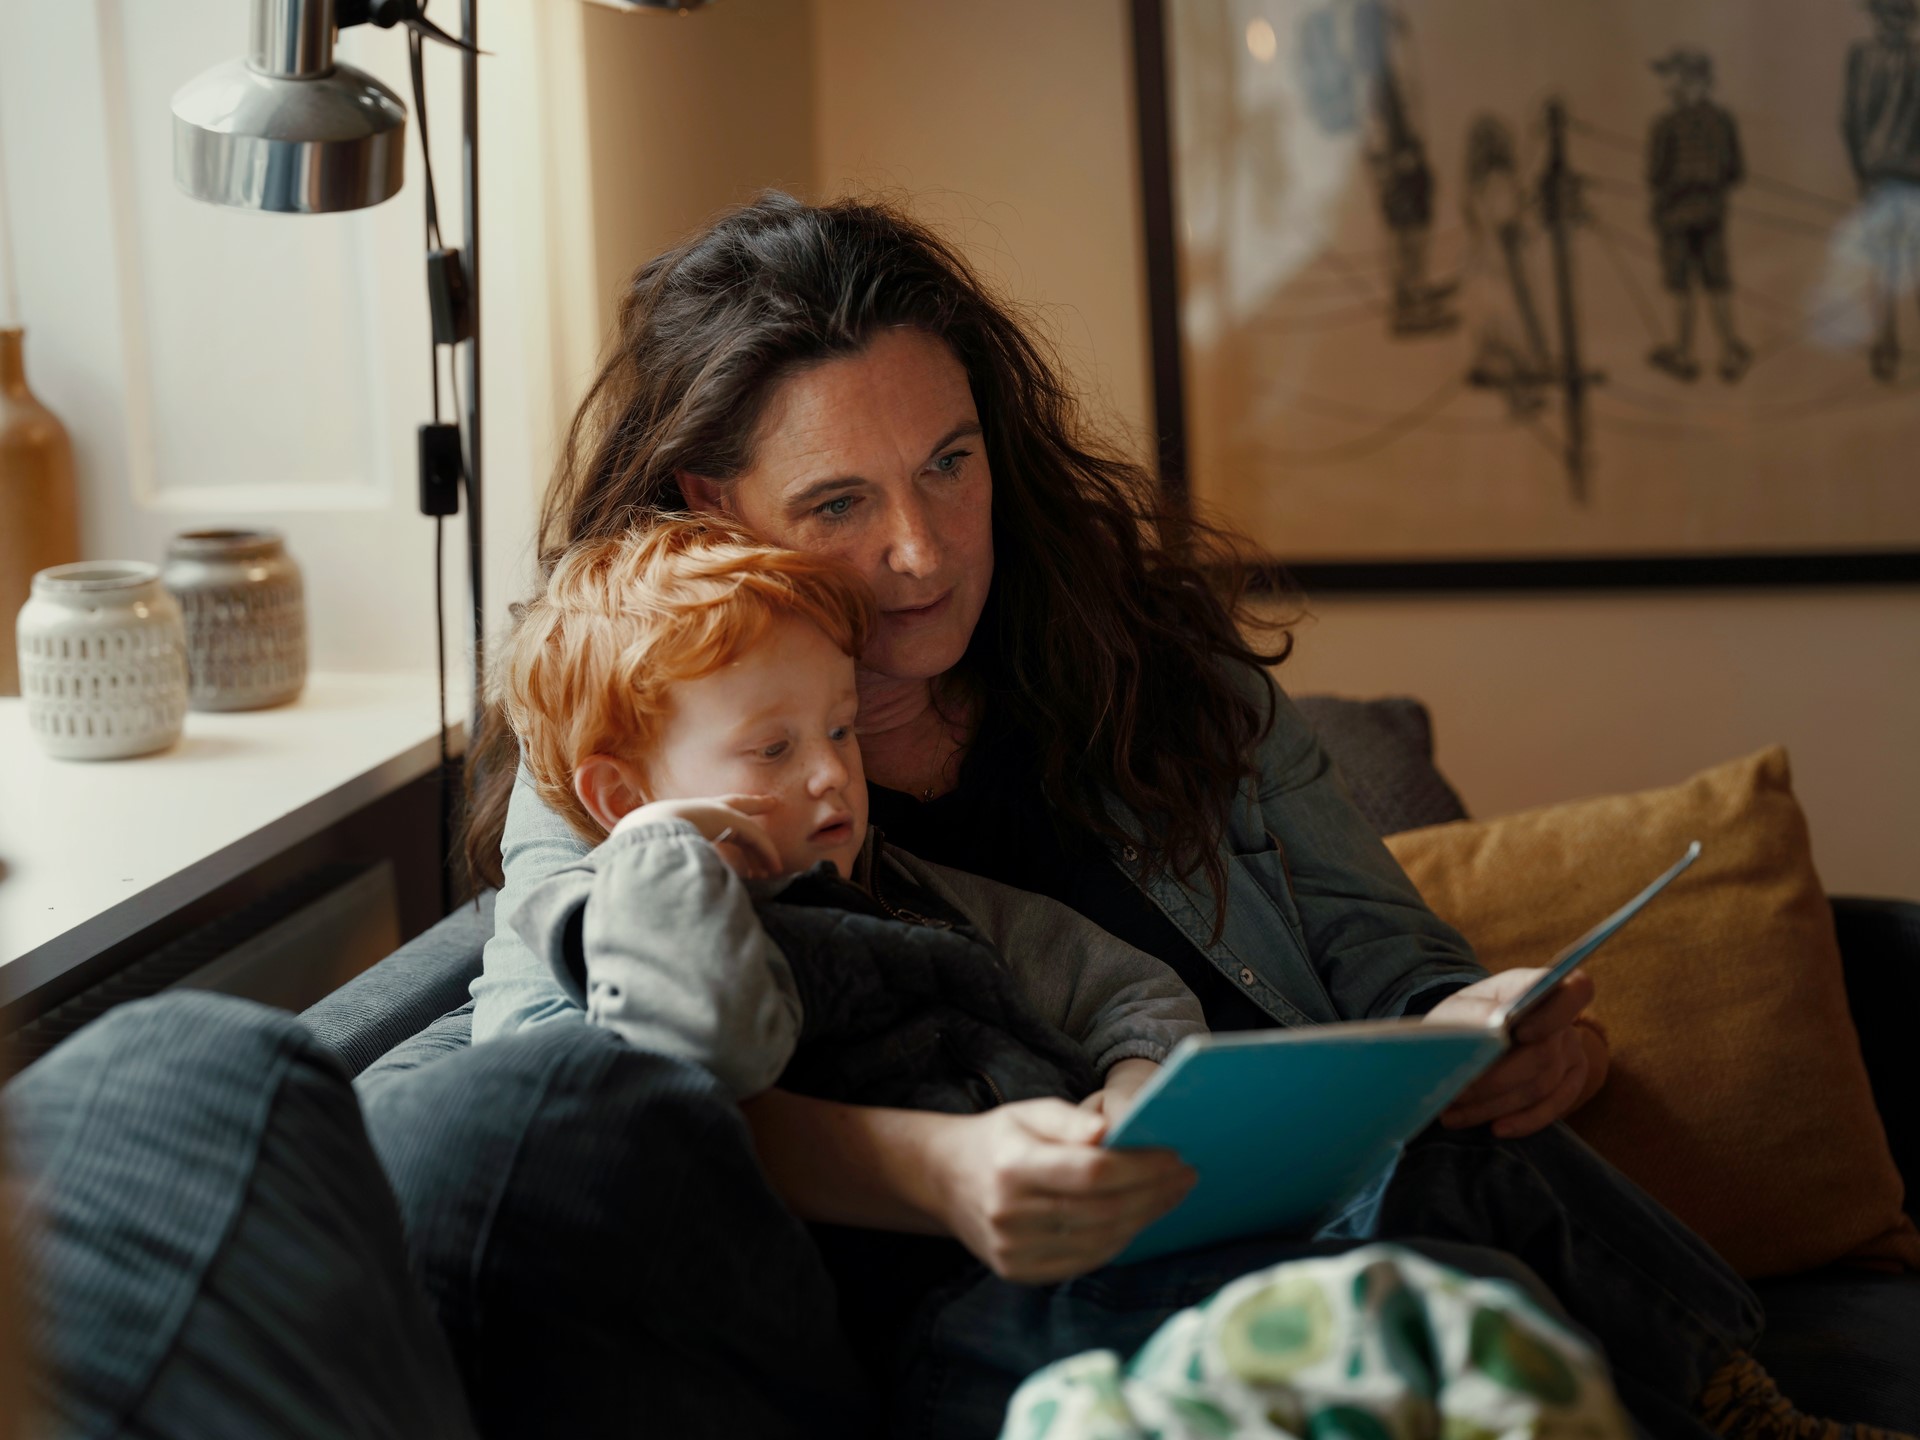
[
  {"xmin": 507, "ymin": 818, "xmax": 1204, "ymax": 1099},
  {"xmin": 470, "ymin": 672, "xmax": 1486, "ymax": 1044}
]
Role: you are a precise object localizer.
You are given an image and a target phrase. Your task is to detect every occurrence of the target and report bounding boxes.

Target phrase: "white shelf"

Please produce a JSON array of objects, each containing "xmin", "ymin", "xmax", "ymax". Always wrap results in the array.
[{"xmin": 0, "ymin": 672, "xmax": 461, "ymax": 1006}]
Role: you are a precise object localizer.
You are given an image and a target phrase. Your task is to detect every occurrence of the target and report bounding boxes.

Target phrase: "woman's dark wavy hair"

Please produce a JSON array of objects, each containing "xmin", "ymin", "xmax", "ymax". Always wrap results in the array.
[{"xmin": 464, "ymin": 191, "xmax": 1293, "ymax": 926}]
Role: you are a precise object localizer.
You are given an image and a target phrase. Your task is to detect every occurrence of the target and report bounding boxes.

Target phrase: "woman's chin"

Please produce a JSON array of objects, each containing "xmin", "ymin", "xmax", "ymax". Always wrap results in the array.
[{"xmin": 862, "ymin": 631, "xmax": 971, "ymax": 685}]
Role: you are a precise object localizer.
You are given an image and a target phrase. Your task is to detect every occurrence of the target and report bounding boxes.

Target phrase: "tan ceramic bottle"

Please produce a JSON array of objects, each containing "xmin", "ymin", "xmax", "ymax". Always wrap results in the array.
[{"xmin": 0, "ymin": 326, "xmax": 81, "ymax": 696}]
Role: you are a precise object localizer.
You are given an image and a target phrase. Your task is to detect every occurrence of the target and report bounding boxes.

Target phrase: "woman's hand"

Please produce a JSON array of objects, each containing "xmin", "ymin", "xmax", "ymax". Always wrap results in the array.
[
  {"xmin": 1423, "ymin": 969, "xmax": 1597, "ymax": 1138},
  {"xmin": 614, "ymin": 794, "xmax": 782, "ymax": 878},
  {"xmin": 1078, "ymin": 1058, "xmax": 1160, "ymax": 1123},
  {"xmin": 931, "ymin": 1099, "xmax": 1195, "ymax": 1285}
]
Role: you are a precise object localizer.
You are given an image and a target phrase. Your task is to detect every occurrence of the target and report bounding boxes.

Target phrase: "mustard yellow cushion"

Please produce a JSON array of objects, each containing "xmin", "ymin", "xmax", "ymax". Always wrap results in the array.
[{"xmin": 1385, "ymin": 747, "xmax": 1920, "ymax": 1280}]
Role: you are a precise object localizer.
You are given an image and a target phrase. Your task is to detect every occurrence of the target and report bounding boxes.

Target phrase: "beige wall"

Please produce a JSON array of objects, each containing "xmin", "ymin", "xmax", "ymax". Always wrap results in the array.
[
  {"xmin": 1272, "ymin": 591, "xmax": 1920, "ymax": 899},
  {"xmin": 577, "ymin": 0, "xmax": 817, "ymax": 344},
  {"xmin": 811, "ymin": 0, "xmax": 1153, "ymax": 449},
  {"xmin": 567, "ymin": 0, "xmax": 1917, "ymax": 897}
]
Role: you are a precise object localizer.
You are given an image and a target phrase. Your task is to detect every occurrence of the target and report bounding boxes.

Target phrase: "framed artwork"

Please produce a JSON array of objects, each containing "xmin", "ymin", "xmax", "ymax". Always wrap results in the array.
[{"xmin": 1130, "ymin": 0, "xmax": 1920, "ymax": 587}]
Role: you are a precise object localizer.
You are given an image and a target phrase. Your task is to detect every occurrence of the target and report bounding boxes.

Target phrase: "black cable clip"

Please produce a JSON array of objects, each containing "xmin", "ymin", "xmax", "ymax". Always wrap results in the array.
[
  {"xmin": 418, "ymin": 423, "xmax": 463, "ymax": 517},
  {"xmin": 427, "ymin": 248, "xmax": 473, "ymax": 345}
]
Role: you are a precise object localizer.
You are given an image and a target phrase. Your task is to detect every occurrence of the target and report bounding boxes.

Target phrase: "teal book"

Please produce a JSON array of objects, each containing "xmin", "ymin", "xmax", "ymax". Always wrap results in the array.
[
  {"xmin": 1102, "ymin": 1022, "xmax": 1506, "ymax": 1265},
  {"xmin": 1102, "ymin": 841, "xmax": 1703, "ymax": 1265}
]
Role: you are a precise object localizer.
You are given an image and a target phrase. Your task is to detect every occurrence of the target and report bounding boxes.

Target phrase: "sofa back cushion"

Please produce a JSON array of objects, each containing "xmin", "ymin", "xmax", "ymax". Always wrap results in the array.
[
  {"xmin": 1385, "ymin": 747, "xmax": 1920, "ymax": 1279},
  {"xmin": 1294, "ymin": 695, "xmax": 1469, "ymax": 836}
]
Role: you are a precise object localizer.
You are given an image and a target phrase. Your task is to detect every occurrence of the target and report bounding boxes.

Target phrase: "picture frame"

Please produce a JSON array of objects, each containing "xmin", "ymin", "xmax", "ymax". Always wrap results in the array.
[{"xmin": 1129, "ymin": 0, "xmax": 1920, "ymax": 589}]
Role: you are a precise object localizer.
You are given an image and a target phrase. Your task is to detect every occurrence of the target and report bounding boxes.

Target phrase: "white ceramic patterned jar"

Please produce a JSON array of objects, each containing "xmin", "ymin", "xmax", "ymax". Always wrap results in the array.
[
  {"xmin": 162, "ymin": 528, "xmax": 307, "ymax": 711},
  {"xmin": 15, "ymin": 562, "xmax": 188, "ymax": 760}
]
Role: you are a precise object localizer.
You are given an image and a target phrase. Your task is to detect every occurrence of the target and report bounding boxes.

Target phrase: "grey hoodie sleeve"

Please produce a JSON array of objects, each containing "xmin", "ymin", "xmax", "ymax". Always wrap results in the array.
[
  {"xmin": 895, "ymin": 853, "xmax": 1208, "ymax": 1074},
  {"xmin": 508, "ymin": 818, "xmax": 803, "ymax": 1099}
]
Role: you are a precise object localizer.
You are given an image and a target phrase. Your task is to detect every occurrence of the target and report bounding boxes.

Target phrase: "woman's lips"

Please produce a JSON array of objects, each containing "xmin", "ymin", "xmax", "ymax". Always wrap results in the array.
[{"xmin": 881, "ymin": 591, "xmax": 952, "ymax": 627}]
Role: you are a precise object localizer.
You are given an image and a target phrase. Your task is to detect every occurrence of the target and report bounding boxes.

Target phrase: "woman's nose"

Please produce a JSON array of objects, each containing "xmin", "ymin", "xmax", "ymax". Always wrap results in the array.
[{"xmin": 884, "ymin": 495, "xmax": 940, "ymax": 579}]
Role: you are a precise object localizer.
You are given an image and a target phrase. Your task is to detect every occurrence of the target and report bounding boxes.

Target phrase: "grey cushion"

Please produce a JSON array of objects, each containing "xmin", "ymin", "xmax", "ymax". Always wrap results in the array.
[
  {"xmin": 301, "ymin": 893, "xmax": 493, "ymax": 1078},
  {"xmin": 7, "ymin": 991, "xmax": 476, "ymax": 1439},
  {"xmin": 1293, "ymin": 694, "xmax": 1470, "ymax": 836}
]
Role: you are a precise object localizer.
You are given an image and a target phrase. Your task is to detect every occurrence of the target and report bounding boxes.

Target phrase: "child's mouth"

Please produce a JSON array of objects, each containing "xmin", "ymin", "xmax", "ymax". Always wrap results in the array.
[{"xmin": 810, "ymin": 816, "xmax": 854, "ymax": 846}]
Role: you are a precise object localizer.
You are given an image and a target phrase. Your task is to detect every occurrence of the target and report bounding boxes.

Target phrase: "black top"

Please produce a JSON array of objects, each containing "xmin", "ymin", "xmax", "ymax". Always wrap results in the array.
[{"xmin": 865, "ymin": 736, "xmax": 1275, "ymax": 1034}]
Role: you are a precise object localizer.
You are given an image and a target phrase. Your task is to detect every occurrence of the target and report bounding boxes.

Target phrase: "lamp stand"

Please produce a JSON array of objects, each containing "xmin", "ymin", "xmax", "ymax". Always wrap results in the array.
[{"xmin": 458, "ymin": 0, "xmax": 483, "ymax": 726}]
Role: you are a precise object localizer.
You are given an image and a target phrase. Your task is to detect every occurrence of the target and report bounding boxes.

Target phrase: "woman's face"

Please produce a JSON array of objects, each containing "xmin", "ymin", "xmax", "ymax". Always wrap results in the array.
[{"xmin": 683, "ymin": 327, "xmax": 994, "ymax": 684}]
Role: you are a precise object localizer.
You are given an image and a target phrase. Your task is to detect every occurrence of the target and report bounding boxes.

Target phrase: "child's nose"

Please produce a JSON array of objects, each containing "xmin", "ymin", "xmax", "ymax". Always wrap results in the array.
[{"xmin": 807, "ymin": 745, "xmax": 850, "ymax": 797}]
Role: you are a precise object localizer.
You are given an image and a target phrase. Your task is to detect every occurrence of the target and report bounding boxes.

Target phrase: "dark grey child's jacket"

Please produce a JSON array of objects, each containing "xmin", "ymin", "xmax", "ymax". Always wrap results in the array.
[{"xmin": 510, "ymin": 818, "xmax": 1207, "ymax": 1111}]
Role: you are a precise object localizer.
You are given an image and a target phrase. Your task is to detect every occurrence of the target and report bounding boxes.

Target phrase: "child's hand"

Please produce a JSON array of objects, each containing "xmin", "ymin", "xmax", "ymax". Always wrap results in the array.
[
  {"xmin": 615, "ymin": 795, "xmax": 783, "ymax": 879},
  {"xmin": 1078, "ymin": 1058, "xmax": 1160, "ymax": 1123}
]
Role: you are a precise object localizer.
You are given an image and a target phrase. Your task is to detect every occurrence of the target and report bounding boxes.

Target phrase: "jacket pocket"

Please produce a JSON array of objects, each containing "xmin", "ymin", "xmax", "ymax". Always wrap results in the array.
[
  {"xmin": 1230, "ymin": 830, "xmax": 1305, "ymax": 939},
  {"xmin": 1222, "ymin": 834, "xmax": 1338, "ymax": 1024}
]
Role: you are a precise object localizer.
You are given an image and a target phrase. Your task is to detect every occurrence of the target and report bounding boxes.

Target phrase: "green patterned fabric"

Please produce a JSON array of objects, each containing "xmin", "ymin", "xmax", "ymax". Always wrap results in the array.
[{"xmin": 997, "ymin": 1245, "xmax": 1629, "ymax": 1440}]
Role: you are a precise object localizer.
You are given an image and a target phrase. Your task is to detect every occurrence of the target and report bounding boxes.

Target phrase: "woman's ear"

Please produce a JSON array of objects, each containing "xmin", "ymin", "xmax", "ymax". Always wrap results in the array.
[
  {"xmin": 573, "ymin": 753, "xmax": 649, "ymax": 833},
  {"xmin": 677, "ymin": 472, "xmax": 730, "ymax": 515}
]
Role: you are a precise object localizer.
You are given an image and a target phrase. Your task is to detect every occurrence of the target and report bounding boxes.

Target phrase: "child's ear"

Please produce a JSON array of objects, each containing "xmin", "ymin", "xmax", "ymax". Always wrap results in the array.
[{"xmin": 574, "ymin": 754, "xmax": 649, "ymax": 834}]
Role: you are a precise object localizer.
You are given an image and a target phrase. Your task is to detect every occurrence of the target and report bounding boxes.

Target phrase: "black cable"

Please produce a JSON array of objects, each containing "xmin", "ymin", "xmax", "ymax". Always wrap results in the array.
[
  {"xmin": 408, "ymin": 30, "xmax": 442, "ymax": 251},
  {"xmin": 412, "ymin": 21, "xmax": 453, "ymax": 912},
  {"xmin": 433, "ymin": 515, "xmax": 450, "ymax": 915}
]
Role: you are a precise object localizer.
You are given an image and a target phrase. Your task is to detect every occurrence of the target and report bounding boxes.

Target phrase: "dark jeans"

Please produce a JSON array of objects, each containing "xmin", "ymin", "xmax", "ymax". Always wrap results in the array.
[
  {"xmin": 360, "ymin": 1016, "xmax": 878, "ymax": 1440},
  {"xmin": 897, "ymin": 1123, "xmax": 1764, "ymax": 1440},
  {"xmin": 365, "ymin": 1023, "xmax": 1761, "ymax": 1440}
]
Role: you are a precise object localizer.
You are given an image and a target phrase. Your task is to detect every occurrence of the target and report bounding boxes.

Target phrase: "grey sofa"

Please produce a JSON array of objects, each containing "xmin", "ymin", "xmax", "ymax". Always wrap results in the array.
[{"xmin": 295, "ymin": 889, "xmax": 1920, "ymax": 1427}]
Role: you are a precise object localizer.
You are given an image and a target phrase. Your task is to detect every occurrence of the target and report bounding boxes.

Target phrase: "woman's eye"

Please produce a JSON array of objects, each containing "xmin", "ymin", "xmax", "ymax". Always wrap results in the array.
[
  {"xmin": 759, "ymin": 741, "xmax": 789, "ymax": 760},
  {"xmin": 829, "ymin": 726, "xmax": 851, "ymax": 743},
  {"xmin": 931, "ymin": 449, "xmax": 970, "ymax": 476}
]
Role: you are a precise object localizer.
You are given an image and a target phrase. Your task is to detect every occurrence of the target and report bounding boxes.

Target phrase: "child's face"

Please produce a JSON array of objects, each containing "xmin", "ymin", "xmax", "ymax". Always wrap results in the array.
[
  {"xmin": 1667, "ymin": 72, "xmax": 1706, "ymax": 106},
  {"xmin": 650, "ymin": 615, "xmax": 868, "ymax": 880}
]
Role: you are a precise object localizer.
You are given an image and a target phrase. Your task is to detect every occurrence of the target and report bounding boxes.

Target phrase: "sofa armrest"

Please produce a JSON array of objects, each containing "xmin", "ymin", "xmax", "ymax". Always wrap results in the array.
[
  {"xmin": 300, "ymin": 892, "xmax": 494, "ymax": 1078},
  {"xmin": 1832, "ymin": 896, "xmax": 1920, "ymax": 1217}
]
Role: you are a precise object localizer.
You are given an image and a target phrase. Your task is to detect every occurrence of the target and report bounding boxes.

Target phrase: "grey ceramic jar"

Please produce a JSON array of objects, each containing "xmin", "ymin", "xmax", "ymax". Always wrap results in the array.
[
  {"xmin": 15, "ymin": 561, "xmax": 188, "ymax": 759},
  {"xmin": 162, "ymin": 528, "xmax": 307, "ymax": 711}
]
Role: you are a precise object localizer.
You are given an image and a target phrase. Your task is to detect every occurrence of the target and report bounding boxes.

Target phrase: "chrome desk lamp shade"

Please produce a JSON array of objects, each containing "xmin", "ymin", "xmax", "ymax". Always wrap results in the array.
[{"xmin": 172, "ymin": 0, "xmax": 405, "ymax": 214}]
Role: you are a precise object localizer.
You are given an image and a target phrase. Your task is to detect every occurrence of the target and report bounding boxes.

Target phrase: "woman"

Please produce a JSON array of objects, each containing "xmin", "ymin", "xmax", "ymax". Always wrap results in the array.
[{"xmin": 454, "ymin": 194, "xmax": 1817, "ymax": 1440}]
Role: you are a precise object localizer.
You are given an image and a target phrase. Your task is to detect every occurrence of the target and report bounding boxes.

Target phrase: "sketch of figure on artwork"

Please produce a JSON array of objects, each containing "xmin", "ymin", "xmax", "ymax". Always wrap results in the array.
[
  {"xmin": 1644, "ymin": 47, "xmax": 1753, "ymax": 383},
  {"xmin": 1294, "ymin": 0, "xmax": 1458, "ymax": 336},
  {"xmin": 1461, "ymin": 115, "xmax": 1553, "ymax": 417},
  {"xmin": 1843, "ymin": 0, "xmax": 1920, "ymax": 382}
]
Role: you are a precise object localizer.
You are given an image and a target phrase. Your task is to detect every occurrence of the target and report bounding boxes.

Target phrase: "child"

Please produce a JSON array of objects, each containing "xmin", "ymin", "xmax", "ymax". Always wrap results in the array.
[
  {"xmin": 489, "ymin": 516, "xmax": 1207, "ymax": 1121},
  {"xmin": 1645, "ymin": 46, "xmax": 1752, "ymax": 383}
]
